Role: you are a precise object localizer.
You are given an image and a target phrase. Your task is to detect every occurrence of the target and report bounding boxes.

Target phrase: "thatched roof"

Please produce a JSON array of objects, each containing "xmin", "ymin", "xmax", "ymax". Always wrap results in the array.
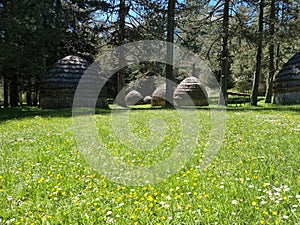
[
  {"xmin": 125, "ymin": 90, "xmax": 144, "ymax": 106},
  {"xmin": 173, "ymin": 76, "xmax": 209, "ymax": 106},
  {"xmin": 273, "ymin": 52, "xmax": 300, "ymax": 105},
  {"xmin": 273, "ymin": 52, "xmax": 300, "ymax": 93},
  {"xmin": 151, "ymin": 84, "xmax": 166, "ymax": 106},
  {"xmin": 40, "ymin": 55, "xmax": 107, "ymax": 109}
]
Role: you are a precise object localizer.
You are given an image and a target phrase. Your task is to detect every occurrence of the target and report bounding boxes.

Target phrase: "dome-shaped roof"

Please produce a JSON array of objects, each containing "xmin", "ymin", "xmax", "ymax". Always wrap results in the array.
[
  {"xmin": 42, "ymin": 55, "xmax": 90, "ymax": 88},
  {"xmin": 125, "ymin": 90, "xmax": 144, "ymax": 106},
  {"xmin": 273, "ymin": 52, "xmax": 300, "ymax": 104},
  {"xmin": 173, "ymin": 76, "xmax": 209, "ymax": 106},
  {"xmin": 40, "ymin": 55, "xmax": 107, "ymax": 109}
]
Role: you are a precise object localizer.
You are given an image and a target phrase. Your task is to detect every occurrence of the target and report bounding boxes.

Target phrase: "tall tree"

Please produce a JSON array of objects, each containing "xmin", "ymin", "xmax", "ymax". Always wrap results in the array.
[
  {"xmin": 251, "ymin": 0, "xmax": 264, "ymax": 106},
  {"xmin": 165, "ymin": 0, "xmax": 176, "ymax": 108},
  {"xmin": 219, "ymin": 0, "xmax": 230, "ymax": 105},
  {"xmin": 265, "ymin": 0, "xmax": 276, "ymax": 103},
  {"xmin": 117, "ymin": 0, "xmax": 127, "ymax": 106}
]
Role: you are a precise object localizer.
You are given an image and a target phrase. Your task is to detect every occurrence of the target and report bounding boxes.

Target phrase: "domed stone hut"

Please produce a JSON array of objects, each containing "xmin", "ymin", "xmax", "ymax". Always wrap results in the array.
[
  {"xmin": 125, "ymin": 90, "xmax": 144, "ymax": 106},
  {"xmin": 151, "ymin": 84, "xmax": 166, "ymax": 107},
  {"xmin": 273, "ymin": 52, "xmax": 300, "ymax": 105},
  {"xmin": 173, "ymin": 76, "xmax": 209, "ymax": 106},
  {"xmin": 40, "ymin": 55, "xmax": 108, "ymax": 109}
]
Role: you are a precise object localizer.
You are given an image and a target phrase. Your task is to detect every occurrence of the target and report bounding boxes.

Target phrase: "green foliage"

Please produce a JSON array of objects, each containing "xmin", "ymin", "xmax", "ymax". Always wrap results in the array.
[{"xmin": 0, "ymin": 106, "xmax": 299, "ymax": 224}]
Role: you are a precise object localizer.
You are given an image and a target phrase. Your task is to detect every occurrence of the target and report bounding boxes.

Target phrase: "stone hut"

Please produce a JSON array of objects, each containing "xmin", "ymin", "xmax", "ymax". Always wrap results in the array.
[
  {"xmin": 40, "ymin": 55, "xmax": 108, "ymax": 109},
  {"xmin": 151, "ymin": 84, "xmax": 166, "ymax": 107},
  {"xmin": 125, "ymin": 90, "xmax": 144, "ymax": 106},
  {"xmin": 273, "ymin": 52, "xmax": 300, "ymax": 105},
  {"xmin": 173, "ymin": 76, "xmax": 209, "ymax": 106}
]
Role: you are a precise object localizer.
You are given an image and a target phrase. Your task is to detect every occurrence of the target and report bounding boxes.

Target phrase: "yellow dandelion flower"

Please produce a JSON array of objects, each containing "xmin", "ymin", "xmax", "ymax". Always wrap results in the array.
[
  {"xmin": 272, "ymin": 211, "xmax": 278, "ymax": 215},
  {"xmin": 130, "ymin": 214, "xmax": 136, "ymax": 220},
  {"xmin": 38, "ymin": 177, "xmax": 45, "ymax": 184},
  {"xmin": 259, "ymin": 219, "xmax": 264, "ymax": 224},
  {"xmin": 252, "ymin": 201, "xmax": 257, "ymax": 206},
  {"xmin": 186, "ymin": 204, "xmax": 191, "ymax": 210},
  {"xmin": 147, "ymin": 196, "xmax": 153, "ymax": 201},
  {"xmin": 161, "ymin": 215, "xmax": 166, "ymax": 220}
]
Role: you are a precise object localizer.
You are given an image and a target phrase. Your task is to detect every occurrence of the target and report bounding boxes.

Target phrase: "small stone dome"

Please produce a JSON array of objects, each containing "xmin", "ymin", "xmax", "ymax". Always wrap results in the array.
[
  {"xmin": 125, "ymin": 90, "xmax": 144, "ymax": 106},
  {"xmin": 143, "ymin": 96, "xmax": 152, "ymax": 104}
]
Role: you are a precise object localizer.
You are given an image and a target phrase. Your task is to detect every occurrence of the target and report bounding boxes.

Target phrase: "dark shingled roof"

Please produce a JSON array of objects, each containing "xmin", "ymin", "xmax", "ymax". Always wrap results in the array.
[
  {"xmin": 273, "ymin": 52, "xmax": 300, "ymax": 93},
  {"xmin": 40, "ymin": 55, "xmax": 107, "ymax": 109}
]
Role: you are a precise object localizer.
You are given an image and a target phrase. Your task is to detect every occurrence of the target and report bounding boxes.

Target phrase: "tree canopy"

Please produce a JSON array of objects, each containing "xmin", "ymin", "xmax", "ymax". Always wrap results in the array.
[{"xmin": 0, "ymin": 0, "xmax": 299, "ymax": 106}]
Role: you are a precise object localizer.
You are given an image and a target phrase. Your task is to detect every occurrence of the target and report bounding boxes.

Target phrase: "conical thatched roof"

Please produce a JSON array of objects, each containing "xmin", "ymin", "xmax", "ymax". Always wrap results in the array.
[
  {"xmin": 273, "ymin": 52, "xmax": 300, "ymax": 105},
  {"xmin": 125, "ymin": 90, "xmax": 144, "ymax": 106},
  {"xmin": 40, "ymin": 55, "xmax": 108, "ymax": 109},
  {"xmin": 173, "ymin": 77, "xmax": 209, "ymax": 106},
  {"xmin": 151, "ymin": 84, "xmax": 166, "ymax": 106}
]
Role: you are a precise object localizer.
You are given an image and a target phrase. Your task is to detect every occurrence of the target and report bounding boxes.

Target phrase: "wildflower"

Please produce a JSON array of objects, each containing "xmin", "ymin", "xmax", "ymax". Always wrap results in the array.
[
  {"xmin": 147, "ymin": 196, "xmax": 153, "ymax": 201},
  {"xmin": 232, "ymin": 200, "xmax": 238, "ymax": 205},
  {"xmin": 166, "ymin": 195, "xmax": 172, "ymax": 200}
]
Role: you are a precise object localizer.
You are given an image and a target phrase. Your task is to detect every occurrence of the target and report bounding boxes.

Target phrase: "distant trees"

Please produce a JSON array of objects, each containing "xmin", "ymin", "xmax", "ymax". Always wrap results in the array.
[
  {"xmin": 1, "ymin": 0, "xmax": 300, "ymax": 107},
  {"xmin": 0, "ymin": 0, "xmax": 109, "ymax": 107}
]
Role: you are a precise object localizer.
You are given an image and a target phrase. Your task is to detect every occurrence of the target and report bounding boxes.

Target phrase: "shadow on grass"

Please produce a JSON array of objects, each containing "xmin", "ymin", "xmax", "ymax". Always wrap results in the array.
[
  {"xmin": 0, "ymin": 104, "xmax": 299, "ymax": 122},
  {"xmin": 0, "ymin": 106, "xmax": 111, "ymax": 122},
  {"xmin": 225, "ymin": 104, "xmax": 300, "ymax": 113}
]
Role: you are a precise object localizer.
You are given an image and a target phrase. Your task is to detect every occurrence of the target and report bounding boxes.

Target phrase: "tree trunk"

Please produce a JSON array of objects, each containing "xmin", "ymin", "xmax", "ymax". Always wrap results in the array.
[
  {"xmin": 26, "ymin": 78, "xmax": 32, "ymax": 106},
  {"xmin": 116, "ymin": 0, "xmax": 127, "ymax": 107},
  {"xmin": 251, "ymin": 0, "xmax": 264, "ymax": 106},
  {"xmin": 265, "ymin": 0, "xmax": 276, "ymax": 103},
  {"xmin": 9, "ymin": 74, "xmax": 19, "ymax": 107},
  {"xmin": 165, "ymin": 0, "xmax": 176, "ymax": 108},
  {"xmin": 219, "ymin": 0, "xmax": 230, "ymax": 105},
  {"xmin": 4, "ymin": 74, "xmax": 9, "ymax": 107},
  {"xmin": 33, "ymin": 81, "xmax": 39, "ymax": 106}
]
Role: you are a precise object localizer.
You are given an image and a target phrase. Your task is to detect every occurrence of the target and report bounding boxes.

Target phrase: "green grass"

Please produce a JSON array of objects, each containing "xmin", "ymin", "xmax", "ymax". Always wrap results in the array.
[{"xmin": 0, "ymin": 105, "xmax": 299, "ymax": 224}]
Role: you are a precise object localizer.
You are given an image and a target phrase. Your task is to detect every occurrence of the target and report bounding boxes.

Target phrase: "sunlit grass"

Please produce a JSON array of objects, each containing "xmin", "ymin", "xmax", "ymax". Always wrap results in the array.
[{"xmin": 0, "ymin": 105, "xmax": 299, "ymax": 224}]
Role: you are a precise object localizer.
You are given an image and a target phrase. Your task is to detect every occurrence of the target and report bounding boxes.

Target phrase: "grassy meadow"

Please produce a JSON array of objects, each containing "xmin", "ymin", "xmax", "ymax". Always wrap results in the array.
[{"xmin": 0, "ymin": 105, "xmax": 299, "ymax": 224}]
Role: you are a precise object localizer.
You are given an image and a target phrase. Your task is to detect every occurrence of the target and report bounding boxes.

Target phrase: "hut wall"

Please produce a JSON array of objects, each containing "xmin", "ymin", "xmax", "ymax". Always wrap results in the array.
[
  {"xmin": 273, "ymin": 52, "xmax": 300, "ymax": 105},
  {"xmin": 274, "ymin": 92, "xmax": 300, "ymax": 105}
]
